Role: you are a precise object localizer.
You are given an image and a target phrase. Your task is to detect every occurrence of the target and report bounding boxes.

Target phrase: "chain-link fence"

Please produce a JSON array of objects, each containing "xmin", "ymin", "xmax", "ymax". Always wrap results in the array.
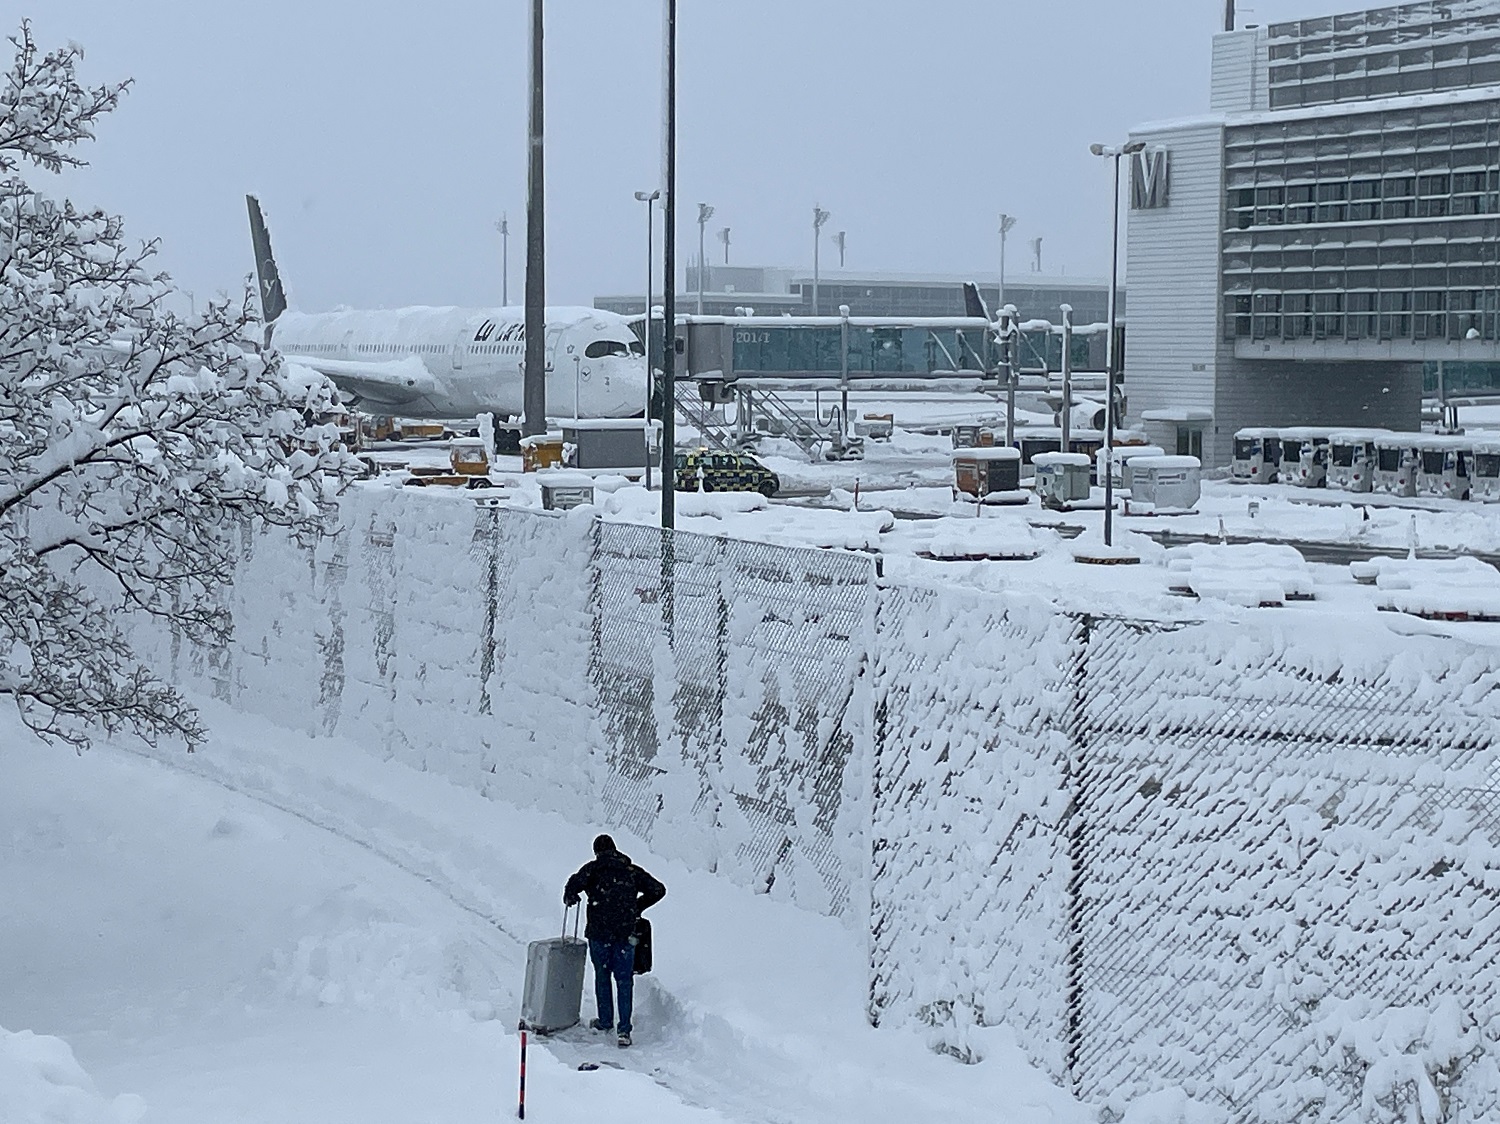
[
  {"xmin": 591, "ymin": 521, "xmax": 874, "ymax": 916},
  {"xmin": 149, "ymin": 493, "xmax": 1500, "ymax": 1121},
  {"xmin": 872, "ymin": 592, "xmax": 1500, "ymax": 1122}
]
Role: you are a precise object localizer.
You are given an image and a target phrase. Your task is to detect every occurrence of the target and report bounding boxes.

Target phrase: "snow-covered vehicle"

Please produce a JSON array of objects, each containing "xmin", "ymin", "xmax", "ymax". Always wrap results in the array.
[
  {"xmin": 1277, "ymin": 427, "xmax": 1332, "ymax": 488},
  {"xmin": 1327, "ymin": 429, "xmax": 1387, "ymax": 493},
  {"xmin": 1230, "ymin": 427, "xmax": 1281, "ymax": 484},
  {"xmin": 1472, "ymin": 438, "xmax": 1500, "ymax": 501},
  {"xmin": 1414, "ymin": 434, "xmax": 1473, "ymax": 501},
  {"xmin": 1371, "ymin": 434, "xmax": 1421, "ymax": 497}
]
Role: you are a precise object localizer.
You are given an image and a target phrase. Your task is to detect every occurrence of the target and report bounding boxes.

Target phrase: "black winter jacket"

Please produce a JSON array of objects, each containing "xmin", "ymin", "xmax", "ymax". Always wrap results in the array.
[{"xmin": 564, "ymin": 849, "xmax": 666, "ymax": 942}]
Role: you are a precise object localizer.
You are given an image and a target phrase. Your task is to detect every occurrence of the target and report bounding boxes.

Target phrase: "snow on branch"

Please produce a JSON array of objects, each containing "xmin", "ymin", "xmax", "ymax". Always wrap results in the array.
[
  {"xmin": 0, "ymin": 24, "xmax": 360, "ymax": 749},
  {"xmin": 0, "ymin": 21, "xmax": 128, "ymax": 175}
]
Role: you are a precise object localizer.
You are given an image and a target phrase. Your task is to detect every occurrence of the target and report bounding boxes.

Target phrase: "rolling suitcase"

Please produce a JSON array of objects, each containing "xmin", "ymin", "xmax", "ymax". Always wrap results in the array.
[{"xmin": 520, "ymin": 905, "xmax": 587, "ymax": 1034}]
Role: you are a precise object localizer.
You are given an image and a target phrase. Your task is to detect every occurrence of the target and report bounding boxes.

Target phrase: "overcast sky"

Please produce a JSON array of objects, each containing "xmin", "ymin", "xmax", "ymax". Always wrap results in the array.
[{"xmin": 30, "ymin": 0, "xmax": 1329, "ymax": 313}]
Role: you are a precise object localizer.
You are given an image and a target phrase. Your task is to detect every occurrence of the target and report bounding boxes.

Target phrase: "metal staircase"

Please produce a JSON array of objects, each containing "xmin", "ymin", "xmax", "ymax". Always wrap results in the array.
[{"xmin": 671, "ymin": 382, "xmax": 735, "ymax": 451}]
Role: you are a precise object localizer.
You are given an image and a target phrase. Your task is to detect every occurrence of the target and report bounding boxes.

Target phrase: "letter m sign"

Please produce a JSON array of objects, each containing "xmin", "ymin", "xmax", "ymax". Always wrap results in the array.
[{"xmin": 1130, "ymin": 148, "xmax": 1170, "ymax": 209}]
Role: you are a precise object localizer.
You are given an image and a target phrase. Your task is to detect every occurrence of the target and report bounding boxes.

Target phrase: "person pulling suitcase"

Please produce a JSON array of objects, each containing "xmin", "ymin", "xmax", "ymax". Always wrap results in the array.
[{"xmin": 563, "ymin": 834, "xmax": 666, "ymax": 1048}]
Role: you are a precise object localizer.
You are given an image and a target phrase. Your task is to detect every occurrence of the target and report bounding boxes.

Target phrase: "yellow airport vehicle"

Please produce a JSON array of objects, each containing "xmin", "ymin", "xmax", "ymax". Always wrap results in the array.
[
  {"xmin": 405, "ymin": 438, "xmax": 496, "ymax": 489},
  {"xmin": 673, "ymin": 449, "xmax": 780, "ymax": 497}
]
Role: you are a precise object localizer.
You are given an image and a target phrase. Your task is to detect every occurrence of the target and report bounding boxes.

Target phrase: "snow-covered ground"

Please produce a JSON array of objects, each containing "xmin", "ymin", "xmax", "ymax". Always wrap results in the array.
[{"xmin": 3, "ymin": 705, "xmax": 1083, "ymax": 1124}]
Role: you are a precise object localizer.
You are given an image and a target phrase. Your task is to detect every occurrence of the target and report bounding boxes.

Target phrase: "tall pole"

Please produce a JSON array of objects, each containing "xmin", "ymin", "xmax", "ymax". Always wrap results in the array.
[
  {"xmin": 646, "ymin": 199, "xmax": 654, "ymax": 490},
  {"xmin": 522, "ymin": 0, "xmax": 546, "ymax": 437},
  {"xmin": 497, "ymin": 215, "xmax": 510, "ymax": 306},
  {"xmin": 635, "ymin": 189, "xmax": 660, "ymax": 490},
  {"xmin": 998, "ymin": 213, "xmax": 1016, "ymax": 313},
  {"xmin": 1060, "ymin": 303, "xmax": 1074, "ymax": 454},
  {"xmin": 660, "ymin": 0, "xmax": 677, "ymax": 533},
  {"xmin": 1103, "ymin": 154, "xmax": 1121, "ymax": 547},
  {"xmin": 696, "ymin": 203, "xmax": 714, "ymax": 316},
  {"xmin": 812, "ymin": 205, "xmax": 830, "ymax": 315}
]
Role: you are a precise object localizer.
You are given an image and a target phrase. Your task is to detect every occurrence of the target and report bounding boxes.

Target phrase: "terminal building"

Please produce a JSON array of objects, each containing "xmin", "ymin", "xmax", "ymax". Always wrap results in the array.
[
  {"xmin": 596, "ymin": 265, "xmax": 1119, "ymax": 328},
  {"xmin": 1126, "ymin": 0, "xmax": 1500, "ymax": 465}
]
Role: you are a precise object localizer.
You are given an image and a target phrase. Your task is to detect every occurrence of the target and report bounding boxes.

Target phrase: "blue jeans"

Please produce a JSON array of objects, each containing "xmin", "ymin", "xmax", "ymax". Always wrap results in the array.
[{"xmin": 588, "ymin": 938, "xmax": 636, "ymax": 1034}]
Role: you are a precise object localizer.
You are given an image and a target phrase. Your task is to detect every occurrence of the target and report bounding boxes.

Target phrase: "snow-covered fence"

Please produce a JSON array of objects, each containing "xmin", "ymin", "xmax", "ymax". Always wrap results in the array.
[
  {"xmin": 591, "ymin": 520, "xmax": 874, "ymax": 917},
  {"xmin": 134, "ymin": 489, "xmax": 1500, "ymax": 1121},
  {"xmin": 140, "ymin": 488, "xmax": 873, "ymax": 918},
  {"xmin": 871, "ymin": 600, "xmax": 1500, "ymax": 1123}
]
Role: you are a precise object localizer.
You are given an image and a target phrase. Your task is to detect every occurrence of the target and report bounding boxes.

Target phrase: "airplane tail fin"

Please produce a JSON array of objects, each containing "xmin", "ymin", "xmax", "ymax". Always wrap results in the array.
[
  {"xmin": 962, "ymin": 281, "xmax": 992, "ymax": 321},
  {"xmin": 246, "ymin": 194, "xmax": 288, "ymax": 324}
]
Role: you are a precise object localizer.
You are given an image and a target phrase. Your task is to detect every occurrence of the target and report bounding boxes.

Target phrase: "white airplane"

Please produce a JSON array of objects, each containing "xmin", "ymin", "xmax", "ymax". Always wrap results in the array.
[{"xmin": 246, "ymin": 195, "xmax": 648, "ymax": 422}]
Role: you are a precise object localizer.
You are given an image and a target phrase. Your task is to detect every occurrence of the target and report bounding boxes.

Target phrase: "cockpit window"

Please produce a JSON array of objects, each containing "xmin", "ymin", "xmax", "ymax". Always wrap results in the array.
[
  {"xmin": 585, "ymin": 339, "xmax": 632, "ymax": 359},
  {"xmin": 630, "ymin": 339, "xmax": 644, "ymax": 355}
]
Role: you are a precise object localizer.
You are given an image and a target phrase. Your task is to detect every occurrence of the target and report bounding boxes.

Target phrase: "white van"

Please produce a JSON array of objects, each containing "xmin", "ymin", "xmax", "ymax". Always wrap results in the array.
[
  {"xmin": 1277, "ymin": 427, "xmax": 1333, "ymax": 488},
  {"xmin": 1414, "ymin": 435, "xmax": 1473, "ymax": 501},
  {"xmin": 1327, "ymin": 429, "xmax": 1388, "ymax": 493},
  {"xmin": 1372, "ymin": 434, "xmax": 1421, "ymax": 497},
  {"xmin": 1472, "ymin": 439, "xmax": 1500, "ymax": 501},
  {"xmin": 1230, "ymin": 428, "xmax": 1281, "ymax": 484}
]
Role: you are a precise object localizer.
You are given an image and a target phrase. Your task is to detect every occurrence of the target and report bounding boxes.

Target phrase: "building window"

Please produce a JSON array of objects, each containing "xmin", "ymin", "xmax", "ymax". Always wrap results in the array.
[{"xmin": 1176, "ymin": 427, "xmax": 1204, "ymax": 459}]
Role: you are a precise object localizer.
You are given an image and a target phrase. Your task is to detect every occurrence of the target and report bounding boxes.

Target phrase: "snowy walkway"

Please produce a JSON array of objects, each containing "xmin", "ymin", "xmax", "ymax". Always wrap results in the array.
[{"xmin": 2, "ymin": 705, "xmax": 1081, "ymax": 1124}]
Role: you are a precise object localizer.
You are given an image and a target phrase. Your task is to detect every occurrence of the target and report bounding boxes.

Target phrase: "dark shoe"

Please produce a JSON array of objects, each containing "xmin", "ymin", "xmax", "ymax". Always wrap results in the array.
[
  {"xmin": 617, "ymin": 1033, "xmax": 632, "ymax": 1048},
  {"xmin": 590, "ymin": 1019, "xmax": 612, "ymax": 1032}
]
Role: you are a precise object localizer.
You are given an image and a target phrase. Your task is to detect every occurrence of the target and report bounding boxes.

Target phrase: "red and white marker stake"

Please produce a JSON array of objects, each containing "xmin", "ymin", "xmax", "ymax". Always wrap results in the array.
[{"xmin": 517, "ymin": 1023, "xmax": 528, "ymax": 1119}]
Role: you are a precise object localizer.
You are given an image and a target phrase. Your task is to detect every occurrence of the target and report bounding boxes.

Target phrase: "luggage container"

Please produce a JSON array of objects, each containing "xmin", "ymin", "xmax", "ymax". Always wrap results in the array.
[
  {"xmin": 1126, "ymin": 455, "xmax": 1201, "ymax": 513},
  {"xmin": 1230, "ymin": 427, "xmax": 1282, "ymax": 484},
  {"xmin": 520, "ymin": 907, "xmax": 588, "ymax": 1034},
  {"xmin": 951, "ymin": 447, "xmax": 1027, "ymax": 504},
  {"xmin": 1414, "ymin": 434, "xmax": 1473, "ymax": 500},
  {"xmin": 1372, "ymin": 434, "xmax": 1421, "ymax": 497},
  {"xmin": 1327, "ymin": 429, "xmax": 1387, "ymax": 493},
  {"xmin": 1096, "ymin": 444, "xmax": 1166, "ymax": 492},
  {"xmin": 1032, "ymin": 452, "xmax": 1092, "ymax": 509},
  {"xmin": 1473, "ymin": 439, "xmax": 1500, "ymax": 501},
  {"xmin": 1277, "ymin": 427, "xmax": 1333, "ymax": 488}
]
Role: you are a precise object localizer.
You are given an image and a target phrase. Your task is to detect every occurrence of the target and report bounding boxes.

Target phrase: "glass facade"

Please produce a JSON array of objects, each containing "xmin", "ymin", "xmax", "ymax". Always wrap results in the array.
[
  {"xmin": 1266, "ymin": 2, "xmax": 1500, "ymax": 109},
  {"xmin": 1221, "ymin": 97, "xmax": 1500, "ymax": 344},
  {"xmin": 730, "ymin": 325, "xmax": 995, "ymax": 375}
]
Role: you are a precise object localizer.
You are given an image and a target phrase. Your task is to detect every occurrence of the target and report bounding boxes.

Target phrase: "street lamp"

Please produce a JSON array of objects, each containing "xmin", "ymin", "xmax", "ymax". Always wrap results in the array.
[
  {"xmin": 833, "ymin": 230, "xmax": 846, "ymax": 268},
  {"xmin": 998, "ymin": 213, "xmax": 1016, "ymax": 312},
  {"xmin": 495, "ymin": 215, "xmax": 510, "ymax": 305},
  {"xmin": 717, "ymin": 226, "xmax": 731, "ymax": 264},
  {"xmin": 696, "ymin": 202, "xmax": 715, "ymax": 315},
  {"xmin": 634, "ymin": 189, "xmax": 661, "ymax": 490},
  {"xmin": 812, "ymin": 205, "xmax": 830, "ymax": 315},
  {"xmin": 1089, "ymin": 139, "xmax": 1146, "ymax": 547}
]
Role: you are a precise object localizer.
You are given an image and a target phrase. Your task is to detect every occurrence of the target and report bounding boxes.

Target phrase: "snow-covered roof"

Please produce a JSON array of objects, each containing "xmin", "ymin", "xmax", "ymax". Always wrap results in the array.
[
  {"xmin": 1031, "ymin": 452, "xmax": 1092, "ymax": 467},
  {"xmin": 950, "ymin": 446, "xmax": 1021, "ymax": 461},
  {"xmin": 1131, "ymin": 455, "xmax": 1202, "ymax": 470},
  {"xmin": 1141, "ymin": 408, "xmax": 1213, "ymax": 423}
]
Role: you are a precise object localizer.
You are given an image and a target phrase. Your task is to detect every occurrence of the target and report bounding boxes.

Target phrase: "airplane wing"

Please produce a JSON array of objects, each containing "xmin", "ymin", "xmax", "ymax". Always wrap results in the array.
[{"xmin": 283, "ymin": 353, "xmax": 440, "ymax": 409}]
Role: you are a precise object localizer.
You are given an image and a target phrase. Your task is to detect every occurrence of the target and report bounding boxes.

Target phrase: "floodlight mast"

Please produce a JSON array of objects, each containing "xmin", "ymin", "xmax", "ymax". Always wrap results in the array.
[
  {"xmin": 998, "ymin": 212, "xmax": 1017, "ymax": 312},
  {"xmin": 1089, "ymin": 139, "xmax": 1146, "ymax": 546},
  {"xmin": 696, "ymin": 202, "xmax": 714, "ymax": 315},
  {"xmin": 634, "ymin": 189, "xmax": 660, "ymax": 490},
  {"xmin": 522, "ymin": 0, "xmax": 546, "ymax": 438},
  {"xmin": 812, "ymin": 205, "xmax": 830, "ymax": 314}
]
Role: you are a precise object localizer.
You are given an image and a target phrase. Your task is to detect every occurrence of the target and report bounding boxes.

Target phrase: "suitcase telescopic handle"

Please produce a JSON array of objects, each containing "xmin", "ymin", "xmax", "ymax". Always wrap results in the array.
[{"xmin": 561, "ymin": 901, "xmax": 581, "ymax": 940}]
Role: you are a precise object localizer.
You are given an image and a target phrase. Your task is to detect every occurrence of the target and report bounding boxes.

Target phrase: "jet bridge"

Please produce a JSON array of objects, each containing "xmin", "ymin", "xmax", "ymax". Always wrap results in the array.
[
  {"xmin": 674, "ymin": 312, "xmax": 1111, "ymax": 460},
  {"xmin": 680, "ymin": 314, "xmax": 998, "ymax": 459}
]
